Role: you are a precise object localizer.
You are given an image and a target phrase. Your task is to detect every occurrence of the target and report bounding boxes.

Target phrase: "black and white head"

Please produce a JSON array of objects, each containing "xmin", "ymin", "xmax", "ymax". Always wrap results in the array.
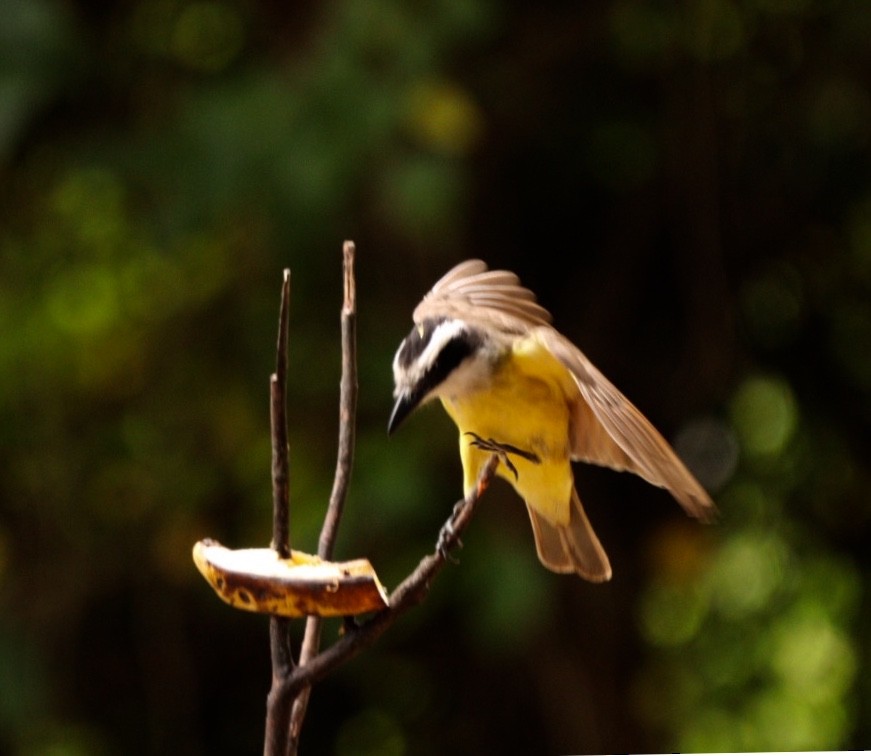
[{"xmin": 388, "ymin": 318, "xmax": 490, "ymax": 434}]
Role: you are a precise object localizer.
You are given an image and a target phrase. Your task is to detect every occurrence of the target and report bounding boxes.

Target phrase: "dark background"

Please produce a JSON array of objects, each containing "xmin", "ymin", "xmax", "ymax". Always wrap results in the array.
[{"xmin": 1, "ymin": 1, "xmax": 869, "ymax": 753}]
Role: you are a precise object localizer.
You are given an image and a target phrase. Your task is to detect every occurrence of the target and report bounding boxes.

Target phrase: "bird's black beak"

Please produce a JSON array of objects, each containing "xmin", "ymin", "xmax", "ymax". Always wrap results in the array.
[{"xmin": 388, "ymin": 390, "xmax": 420, "ymax": 435}]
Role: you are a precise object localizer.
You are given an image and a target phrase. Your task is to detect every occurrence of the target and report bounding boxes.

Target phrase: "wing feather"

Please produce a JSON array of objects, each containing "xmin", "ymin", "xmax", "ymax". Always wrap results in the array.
[
  {"xmin": 413, "ymin": 259, "xmax": 552, "ymax": 330},
  {"xmin": 536, "ymin": 327, "xmax": 717, "ymax": 522}
]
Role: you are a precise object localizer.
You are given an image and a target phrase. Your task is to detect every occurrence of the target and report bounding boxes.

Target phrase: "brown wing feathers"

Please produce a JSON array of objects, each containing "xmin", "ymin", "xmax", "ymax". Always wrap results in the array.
[{"xmin": 414, "ymin": 259, "xmax": 552, "ymax": 329}]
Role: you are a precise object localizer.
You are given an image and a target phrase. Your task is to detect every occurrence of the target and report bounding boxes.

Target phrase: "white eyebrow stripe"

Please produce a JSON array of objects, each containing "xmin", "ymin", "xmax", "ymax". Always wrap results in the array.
[
  {"xmin": 392, "ymin": 318, "xmax": 468, "ymax": 391},
  {"xmin": 416, "ymin": 319, "xmax": 467, "ymax": 373}
]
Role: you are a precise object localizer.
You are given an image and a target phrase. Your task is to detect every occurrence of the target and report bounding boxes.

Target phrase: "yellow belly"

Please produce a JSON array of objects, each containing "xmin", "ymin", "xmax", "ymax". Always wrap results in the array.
[{"xmin": 440, "ymin": 335, "xmax": 577, "ymax": 525}]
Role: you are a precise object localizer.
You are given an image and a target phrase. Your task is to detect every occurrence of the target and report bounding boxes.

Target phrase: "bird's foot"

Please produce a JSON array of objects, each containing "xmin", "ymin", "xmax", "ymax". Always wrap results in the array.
[
  {"xmin": 436, "ymin": 499, "xmax": 465, "ymax": 562},
  {"xmin": 464, "ymin": 432, "xmax": 541, "ymax": 480}
]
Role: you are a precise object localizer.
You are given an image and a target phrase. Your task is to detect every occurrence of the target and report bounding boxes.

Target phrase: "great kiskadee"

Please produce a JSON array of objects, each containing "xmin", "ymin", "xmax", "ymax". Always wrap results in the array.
[{"xmin": 388, "ymin": 260, "xmax": 716, "ymax": 582}]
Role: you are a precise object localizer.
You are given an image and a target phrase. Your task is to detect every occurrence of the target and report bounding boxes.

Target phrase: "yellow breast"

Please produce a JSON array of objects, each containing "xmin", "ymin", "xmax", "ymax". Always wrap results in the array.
[{"xmin": 440, "ymin": 334, "xmax": 578, "ymax": 525}]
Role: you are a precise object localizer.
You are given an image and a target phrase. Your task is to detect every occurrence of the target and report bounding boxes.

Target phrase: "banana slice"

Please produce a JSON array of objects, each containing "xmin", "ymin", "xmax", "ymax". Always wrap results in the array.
[{"xmin": 193, "ymin": 540, "xmax": 389, "ymax": 617}]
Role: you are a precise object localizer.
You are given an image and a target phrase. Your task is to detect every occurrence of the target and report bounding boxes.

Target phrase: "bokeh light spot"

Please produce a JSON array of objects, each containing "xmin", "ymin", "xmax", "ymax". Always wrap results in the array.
[
  {"xmin": 730, "ymin": 375, "xmax": 798, "ymax": 458},
  {"xmin": 749, "ymin": 687, "xmax": 850, "ymax": 750},
  {"xmin": 674, "ymin": 416, "xmax": 739, "ymax": 491},
  {"xmin": 677, "ymin": 706, "xmax": 743, "ymax": 752},
  {"xmin": 50, "ymin": 168, "xmax": 126, "ymax": 254},
  {"xmin": 707, "ymin": 531, "xmax": 789, "ymax": 619},
  {"xmin": 769, "ymin": 609, "xmax": 857, "ymax": 699},
  {"xmin": 46, "ymin": 265, "xmax": 119, "ymax": 336},
  {"xmin": 405, "ymin": 80, "xmax": 484, "ymax": 156}
]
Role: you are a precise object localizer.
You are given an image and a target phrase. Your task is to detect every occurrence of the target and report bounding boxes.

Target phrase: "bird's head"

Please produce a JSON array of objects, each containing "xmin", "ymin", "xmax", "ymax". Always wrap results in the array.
[{"xmin": 388, "ymin": 318, "xmax": 484, "ymax": 434}]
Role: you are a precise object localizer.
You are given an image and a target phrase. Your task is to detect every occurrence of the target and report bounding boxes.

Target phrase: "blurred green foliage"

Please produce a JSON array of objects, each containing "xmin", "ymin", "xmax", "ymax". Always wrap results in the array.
[
  {"xmin": 637, "ymin": 373, "xmax": 862, "ymax": 750},
  {"xmin": 1, "ymin": 0, "xmax": 869, "ymax": 754}
]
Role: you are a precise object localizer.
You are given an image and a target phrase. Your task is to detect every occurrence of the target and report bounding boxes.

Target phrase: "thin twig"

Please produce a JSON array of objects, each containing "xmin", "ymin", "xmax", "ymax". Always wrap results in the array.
[
  {"xmin": 270, "ymin": 269, "xmax": 292, "ymax": 559},
  {"xmin": 288, "ymin": 242, "xmax": 358, "ymax": 751},
  {"xmin": 318, "ymin": 241, "xmax": 358, "ymax": 558},
  {"xmin": 272, "ymin": 455, "xmax": 499, "ymax": 701},
  {"xmin": 264, "ymin": 270, "xmax": 294, "ymax": 756}
]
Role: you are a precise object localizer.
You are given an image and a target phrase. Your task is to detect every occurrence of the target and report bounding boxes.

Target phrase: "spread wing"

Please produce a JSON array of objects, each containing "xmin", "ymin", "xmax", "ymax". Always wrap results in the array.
[
  {"xmin": 535, "ymin": 327, "xmax": 717, "ymax": 522},
  {"xmin": 413, "ymin": 260, "xmax": 716, "ymax": 523},
  {"xmin": 412, "ymin": 259, "xmax": 552, "ymax": 332}
]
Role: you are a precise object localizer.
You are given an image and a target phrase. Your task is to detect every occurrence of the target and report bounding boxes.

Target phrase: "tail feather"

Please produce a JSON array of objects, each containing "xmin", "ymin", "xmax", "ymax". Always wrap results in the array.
[{"xmin": 526, "ymin": 488, "xmax": 612, "ymax": 582}]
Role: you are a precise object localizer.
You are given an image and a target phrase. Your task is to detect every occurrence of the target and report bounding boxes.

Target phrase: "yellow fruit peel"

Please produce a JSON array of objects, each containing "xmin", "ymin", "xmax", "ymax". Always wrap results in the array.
[{"xmin": 192, "ymin": 540, "xmax": 389, "ymax": 617}]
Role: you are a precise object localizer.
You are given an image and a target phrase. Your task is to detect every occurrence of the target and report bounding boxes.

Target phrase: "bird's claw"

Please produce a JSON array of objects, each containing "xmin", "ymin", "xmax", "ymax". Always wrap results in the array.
[
  {"xmin": 464, "ymin": 432, "xmax": 540, "ymax": 480},
  {"xmin": 437, "ymin": 507, "xmax": 464, "ymax": 564}
]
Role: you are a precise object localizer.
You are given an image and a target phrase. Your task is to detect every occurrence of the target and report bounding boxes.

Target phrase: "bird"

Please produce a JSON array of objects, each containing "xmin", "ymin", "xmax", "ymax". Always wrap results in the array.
[{"xmin": 388, "ymin": 260, "xmax": 716, "ymax": 582}]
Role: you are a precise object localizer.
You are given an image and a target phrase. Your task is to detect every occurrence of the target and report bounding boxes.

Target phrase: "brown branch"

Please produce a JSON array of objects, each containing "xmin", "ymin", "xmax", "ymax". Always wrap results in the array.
[
  {"xmin": 270, "ymin": 269, "xmax": 292, "ymax": 559},
  {"xmin": 264, "ymin": 270, "xmax": 295, "ymax": 756},
  {"xmin": 318, "ymin": 241, "xmax": 358, "ymax": 559},
  {"xmin": 288, "ymin": 242, "xmax": 358, "ymax": 752},
  {"xmin": 259, "ymin": 248, "xmax": 496, "ymax": 754},
  {"xmin": 262, "ymin": 464, "xmax": 496, "ymax": 754},
  {"xmin": 272, "ymin": 455, "xmax": 498, "ymax": 701}
]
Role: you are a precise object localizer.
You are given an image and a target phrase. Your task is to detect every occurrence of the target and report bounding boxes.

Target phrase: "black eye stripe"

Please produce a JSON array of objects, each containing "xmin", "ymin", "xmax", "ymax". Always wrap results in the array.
[
  {"xmin": 396, "ymin": 319, "xmax": 481, "ymax": 396},
  {"xmin": 425, "ymin": 332, "xmax": 478, "ymax": 387},
  {"xmin": 397, "ymin": 318, "xmax": 445, "ymax": 369}
]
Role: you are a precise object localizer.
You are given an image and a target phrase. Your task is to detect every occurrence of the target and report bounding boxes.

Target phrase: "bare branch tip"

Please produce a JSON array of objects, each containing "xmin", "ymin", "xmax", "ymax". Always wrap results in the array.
[{"xmin": 342, "ymin": 241, "xmax": 357, "ymax": 312}]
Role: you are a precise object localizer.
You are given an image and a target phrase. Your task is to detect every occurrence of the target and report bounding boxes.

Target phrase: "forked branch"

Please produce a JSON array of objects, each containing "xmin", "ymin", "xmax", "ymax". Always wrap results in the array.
[{"xmin": 261, "ymin": 243, "xmax": 496, "ymax": 755}]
